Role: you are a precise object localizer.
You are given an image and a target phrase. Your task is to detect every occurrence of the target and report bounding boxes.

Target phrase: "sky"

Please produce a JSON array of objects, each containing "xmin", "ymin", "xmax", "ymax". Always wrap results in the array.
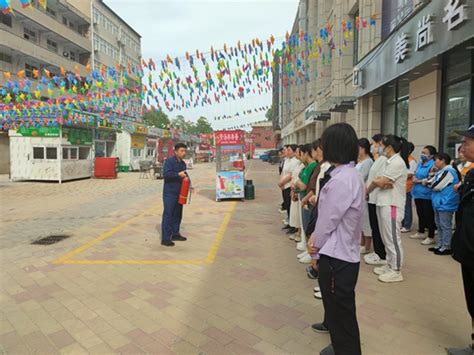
[{"xmin": 105, "ymin": 0, "xmax": 300, "ymax": 129}]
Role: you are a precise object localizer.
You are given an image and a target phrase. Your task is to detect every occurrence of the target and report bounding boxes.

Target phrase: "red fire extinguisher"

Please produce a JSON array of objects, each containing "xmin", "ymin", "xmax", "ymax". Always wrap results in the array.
[{"xmin": 178, "ymin": 177, "xmax": 191, "ymax": 205}]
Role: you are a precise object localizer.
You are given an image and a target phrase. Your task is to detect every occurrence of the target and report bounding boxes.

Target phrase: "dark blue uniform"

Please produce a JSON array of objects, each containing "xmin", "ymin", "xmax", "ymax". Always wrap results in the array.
[{"xmin": 161, "ymin": 156, "xmax": 187, "ymax": 242}]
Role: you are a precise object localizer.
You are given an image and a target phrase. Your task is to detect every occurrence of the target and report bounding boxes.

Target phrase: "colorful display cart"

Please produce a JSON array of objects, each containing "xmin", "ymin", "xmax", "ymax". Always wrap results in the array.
[{"xmin": 215, "ymin": 130, "xmax": 245, "ymax": 201}]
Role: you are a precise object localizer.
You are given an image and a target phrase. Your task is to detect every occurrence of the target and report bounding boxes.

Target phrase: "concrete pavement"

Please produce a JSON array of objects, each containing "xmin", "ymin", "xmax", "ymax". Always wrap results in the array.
[{"xmin": 0, "ymin": 160, "xmax": 471, "ymax": 354}]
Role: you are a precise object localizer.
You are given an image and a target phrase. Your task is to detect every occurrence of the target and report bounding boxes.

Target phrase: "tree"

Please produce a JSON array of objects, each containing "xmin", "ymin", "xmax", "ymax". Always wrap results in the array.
[
  {"xmin": 265, "ymin": 105, "xmax": 273, "ymax": 122},
  {"xmin": 142, "ymin": 109, "xmax": 170, "ymax": 129},
  {"xmin": 171, "ymin": 115, "xmax": 190, "ymax": 131},
  {"xmin": 194, "ymin": 116, "xmax": 213, "ymax": 134}
]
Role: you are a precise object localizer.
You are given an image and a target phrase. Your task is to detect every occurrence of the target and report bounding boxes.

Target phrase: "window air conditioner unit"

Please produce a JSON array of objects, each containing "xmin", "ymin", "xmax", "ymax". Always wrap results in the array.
[{"xmin": 63, "ymin": 51, "xmax": 69, "ymax": 58}]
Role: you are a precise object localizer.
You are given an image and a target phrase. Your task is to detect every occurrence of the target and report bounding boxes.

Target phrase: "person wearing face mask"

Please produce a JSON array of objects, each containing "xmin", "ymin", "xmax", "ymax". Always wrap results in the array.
[
  {"xmin": 363, "ymin": 134, "xmax": 388, "ymax": 267},
  {"xmin": 400, "ymin": 142, "xmax": 417, "ymax": 233},
  {"xmin": 367, "ymin": 135, "xmax": 409, "ymax": 283},
  {"xmin": 411, "ymin": 145, "xmax": 437, "ymax": 246}
]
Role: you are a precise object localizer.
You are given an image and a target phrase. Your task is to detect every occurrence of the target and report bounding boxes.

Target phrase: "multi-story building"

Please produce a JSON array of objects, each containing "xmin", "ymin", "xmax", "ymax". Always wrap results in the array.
[
  {"xmin": 275, "ymin": 0, "xmax": 473, "ymax": 158},
  {"xmin": 250, "ymin": 121, "xmax": 277, "ymax": 153},
  {"xmin": 89, "ymin": 0, "xmax": 142, "ymax": 118},
  {"xmin": 0, "ymin": 0, "xmax": 92, "ymax": 173}
]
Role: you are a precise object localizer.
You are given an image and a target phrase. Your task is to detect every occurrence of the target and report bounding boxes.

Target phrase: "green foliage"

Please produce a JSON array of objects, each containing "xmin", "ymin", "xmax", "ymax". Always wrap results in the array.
[
  {"xmin": 142, "ymin": 109, "xmax": 170, "ymax": 129},
  {"xmin": 171, "ymin": 115, "xmax": 214, "ymax": 135},
  {"xmin": 265, "ymin": 105, "xmax": 273, "ymax": 121}
]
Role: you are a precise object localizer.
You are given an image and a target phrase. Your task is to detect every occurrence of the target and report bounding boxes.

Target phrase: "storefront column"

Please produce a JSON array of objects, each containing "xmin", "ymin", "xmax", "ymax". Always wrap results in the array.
[
  {"xmin": 367, "ymin": 94, "xmax": 382, "ymax": 139},
  {"xmin": 408, "ymin": 70, "xmax": 441, "ymax": 153}
]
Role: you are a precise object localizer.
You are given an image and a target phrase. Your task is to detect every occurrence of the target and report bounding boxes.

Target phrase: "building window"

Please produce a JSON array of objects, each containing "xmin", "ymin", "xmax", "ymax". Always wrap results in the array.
[
  {"xmin": 0, "ymin": 13, "xmax": 12, "ymax": 27},
  {"xmin": 62, "ymin": 16, "xmax": 68, "ymax": 25},
  {"xmin": 25, "ymin": 63, "xmax": 38, "ymax": 78},
  {"xmin": 353, "ymin": 10, "xmax": 359, "ymax": 65},
  {"xmin": 381, "ymin": 79, "xmax": 409, "ymax": 139},
  {"xmin": 47, "ymin": 39, "xmax": 58, "ymax": 53},
  {"xmin": 24, "ymin": 27, "xmax": 37, "ymax": 43},
  {"xmin": 79, "ymin": 147, "xmax": 90, "ymax": 160},
  {"xmin": 46, "ymin": 147, "xmax": 57, "ymax": 159},
  {"xmin": 62, "ymin": 147, "xmax": 78, "ymax": 160},
  {"xmin": 441, "ymin": 44, "xmax": 473, "ymax": 158},
  {"xmin": 69, "ymin": 51, "xmax": 76, "ymax": 61},
  {"xmin": 45, "ymin": 6, "xmax": 56, "ymax": 18},
  {"xmin": 0, "ymin": 52, "xmax": 12, "ymax": 64},
  {"xmin": 33, "ymin": 147, "xmax": 44, "ymax": 159}
]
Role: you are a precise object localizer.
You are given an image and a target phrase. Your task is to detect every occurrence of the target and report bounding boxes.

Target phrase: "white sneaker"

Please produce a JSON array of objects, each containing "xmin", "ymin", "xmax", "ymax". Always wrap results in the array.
[
  {"xmin": 378, "ymin": 269, "xmax": 404, "ymax": 283},
  {"xmin": 421, "ymin": 237, "xmax": 435, "ymax": 245},
  {"xmin": 294, "ymin": 235, "xmax": 302, "ymax": 242},
  {"xmin": 373, "ymin": 264, "xmax": 391, "ymax": 276},
  {"xmin": 278, "ymin": 208, "xmax": 286, "ymax": 214},
  {"xmin": 409, "ymin": 232, "xmax": 425, "ymax": 239},
  {"xmin": 400, "ymin": 227, "xmax": 411, "ymax": 233},
  {"xmin": 364, "ymin": 253, "xmax": 387, "ymax": 266},
  {"xmin": 288, "ymin": 233, "xmax": 296, "ymax": 241},
  {"xmin": 314, "ymin": 291, "xmax": 322, "ymax": 300},
  {"xmin": 299, "ymin": 254, "xmax": 312, "ymax": 264},
  {"xmin": 360, "ymin": 246, "xmax": 370, "ymax": 254},
  {"xmin": 282, "ymin": 219, "xmax": 289, "ymax": 225},
  {"xmin": 297, "ymin": 251, "xmax": 308, "ymax": 259},
  {"xmin": 296, "ymin": 240, "xmax": 306, "ymax": 251},
  {"xmin": 314, "ymin": 286, "xmax": 320, "ymax": 292}
]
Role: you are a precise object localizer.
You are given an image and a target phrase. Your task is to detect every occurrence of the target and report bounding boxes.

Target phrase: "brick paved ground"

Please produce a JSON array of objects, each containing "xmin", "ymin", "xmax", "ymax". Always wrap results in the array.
[{"xmin": 0, "ymin": 160, "xmax": 471, "ymax": 354}]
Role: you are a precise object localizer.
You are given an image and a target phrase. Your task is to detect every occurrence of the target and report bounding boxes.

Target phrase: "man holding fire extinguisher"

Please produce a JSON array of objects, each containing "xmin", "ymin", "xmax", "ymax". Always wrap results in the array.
[{"xmin": 161, "ymin": 143, "xmax": 190, "ymax": 247}]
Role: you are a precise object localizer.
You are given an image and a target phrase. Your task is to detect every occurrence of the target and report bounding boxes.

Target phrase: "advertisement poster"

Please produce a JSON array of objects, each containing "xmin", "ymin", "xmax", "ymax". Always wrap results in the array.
[
  {"xmin": 216, "ymin": 171, "xmax": 245, "ymax": 200},
  {"xmin": 63, "ymin": 128, "xmax": 93, "ymax": 145},
  {"xmin": 16, "ymin": 127, "xmax": 60, "ymax": 137}
]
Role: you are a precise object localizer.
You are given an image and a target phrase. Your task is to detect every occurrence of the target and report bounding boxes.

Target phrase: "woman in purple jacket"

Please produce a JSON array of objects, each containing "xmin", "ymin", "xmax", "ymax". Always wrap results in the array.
[{"xmin": 308, "ymin": 123, "xmax": 365, "ymax": 355}]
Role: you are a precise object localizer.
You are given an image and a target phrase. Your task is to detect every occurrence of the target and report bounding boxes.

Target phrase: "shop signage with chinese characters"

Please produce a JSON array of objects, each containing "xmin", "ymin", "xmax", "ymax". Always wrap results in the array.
[
  {"xmin": 131, "ymin": 134, "xmax": 145, "ymax": 149},
  {"xmin": 134, "ymin": 124, "xmax": 148, "ymax": 135},
  {"xmin": 15, "ymin": 127, "xmax": 60, "ymax": 137},
  {"xmin": 215, "ymin": 130, "xmax": 244, "ymax": 146},
  {"xmin": 355, "ymin": 0, "xmax": 472, "ymax": 98}
]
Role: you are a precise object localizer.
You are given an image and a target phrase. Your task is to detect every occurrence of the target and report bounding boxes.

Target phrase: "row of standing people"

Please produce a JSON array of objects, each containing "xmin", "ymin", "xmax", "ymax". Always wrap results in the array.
[{"xmin": 277, "ymin": 124, "xmax": 474, "ymax": 355}]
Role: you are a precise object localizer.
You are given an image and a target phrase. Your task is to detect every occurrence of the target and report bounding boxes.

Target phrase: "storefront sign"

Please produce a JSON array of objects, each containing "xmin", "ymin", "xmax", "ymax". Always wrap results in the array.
[
  {"xmin": 16, "ymin": 127, "xmax": 60, "ymax": 137},
  {"xmin": 148, "ymin": 127, "xmax": 161, "ymax": 137},
  {"xmin": 163, "ymin": 130, "xmax": 171, "ymax": 138},
  {"xmin": 304, "ymin": 103, "xmax": 317, "ymax": 121},
  {"xmin": 215, "ymin": 130, "xmax": 244, "ymax": 146},
  {"xmin": 131, "ymin": 134, "xmax": 145, "ymax": 149},
  {"xmin": 134, "ymin": 124, "xmax": 148, "ymax": 134},
  {"xmin": 216, "ymin": 171, "xmax": 245, "ymax": 200},
  {"xmin": 96, "ymin": 130, "xmax": 116, "ymax": 141},
  {"xmin": 355, "ymin": 0, "xmax": 472, "ymax": 98},
  {"xmin": 63, "ymin": 128, "xmax": 93, "ymax": 145}
]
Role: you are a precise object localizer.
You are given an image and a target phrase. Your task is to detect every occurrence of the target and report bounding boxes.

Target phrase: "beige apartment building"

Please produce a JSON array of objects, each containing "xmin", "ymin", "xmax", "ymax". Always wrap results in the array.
[{"xmin": 275, "ymin": 0, "xmax": 473, "ymax": 158}]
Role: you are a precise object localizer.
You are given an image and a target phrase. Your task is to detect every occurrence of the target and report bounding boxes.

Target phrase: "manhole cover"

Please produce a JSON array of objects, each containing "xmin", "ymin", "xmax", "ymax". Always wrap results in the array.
[{"xmin": 31, "ymin": 234, "xmax": 71, "ymax": 245}]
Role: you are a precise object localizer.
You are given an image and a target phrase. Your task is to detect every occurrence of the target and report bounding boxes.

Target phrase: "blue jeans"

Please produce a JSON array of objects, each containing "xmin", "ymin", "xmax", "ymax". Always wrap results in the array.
[
  {"xmin": 402, "ymin": 192, "xmax": 412, "ymax": 229},
  {"xmin": 434, "ymin": 210, "xmax": 453, "ymax": 250}
]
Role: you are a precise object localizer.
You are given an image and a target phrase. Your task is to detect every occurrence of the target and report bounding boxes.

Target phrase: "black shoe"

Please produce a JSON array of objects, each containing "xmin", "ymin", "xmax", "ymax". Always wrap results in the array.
[
  {"xmin": 172, "ymin": 234, "xmax": 187, "ymax": 241},
  {"xmin": 161, "ymin": 240, "xmax": 175, "ymax": 247},
  {"xmin": 320, "ymin": 344, "xmax": 335, "ymax": 355},
  {"xmin": 428, "ymin": 247, "xmax": 439, "ymax": 252},
  {"xmin": 286, "ymin": 228, "xmax": 298, "ymax": 235},
  {"xmin": 434, "ymin": 249, "xmax": 451, "ymax": 255},
  {"xmin": 312, "ymin": 322, "xmax": 329, "ymax": 334},
  {"xmin": 282, "ymin": 225, "xmax": 292, "ymax": 230},
  {"xmin": 306, "ymin": 266, "xmax": 319, "ymax": 279}
]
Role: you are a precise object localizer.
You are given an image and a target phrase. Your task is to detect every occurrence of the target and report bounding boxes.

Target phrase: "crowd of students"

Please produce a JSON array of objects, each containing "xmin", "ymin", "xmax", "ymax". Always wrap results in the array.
[{"xmin": 277, "ymin": 123, "xmax": 474, "ymax": 355}]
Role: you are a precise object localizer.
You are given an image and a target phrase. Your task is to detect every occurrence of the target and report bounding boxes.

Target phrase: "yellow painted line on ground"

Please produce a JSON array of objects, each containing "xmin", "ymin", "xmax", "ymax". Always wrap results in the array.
[
  {"xmin": 58, "ymin": 259, "xmax": 206, "ymax": 265},
  {"xmin": 205, "ymin": 201, "xmax": 237, "ymax": 264},
  {"xmin": 53, "ymin": 196, "xmax": 239, "ymax": 266},
  {"xmin": 53, "ymin": 204, "xmax": 162, "ymax": 265}
]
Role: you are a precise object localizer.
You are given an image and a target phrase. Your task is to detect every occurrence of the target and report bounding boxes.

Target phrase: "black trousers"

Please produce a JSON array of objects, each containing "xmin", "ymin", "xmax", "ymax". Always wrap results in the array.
[
  {"xmin": 319, "ymin": 255, "xmax": 361, "ymax": 355},
  {"xmin": 414, "ymin": 198, "xmax": 436, "ymax": 238},
  {"xmin": 368, "ymin": 203, "xmax": 386, "ymax": 260},
  {"xmin": 461, "ymin": 265, "xmax": 474, "ymax": 319},
  {"xmin": 282, "ymin": 188, "xmax": 291, "ymax": 219}
]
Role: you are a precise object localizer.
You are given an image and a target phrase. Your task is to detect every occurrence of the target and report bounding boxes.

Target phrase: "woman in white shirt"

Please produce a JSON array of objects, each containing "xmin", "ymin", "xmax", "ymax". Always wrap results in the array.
[
  {"xmin": 288, "ymin": 147, "xmax": 305, "ymax": 239},
  {"xmin": 356, "ymin": 138, "xmax": 374, "ymax": 254},
  {"xmin": 367, "ymin": 135, "xmax": 409, "ymax": 283}
]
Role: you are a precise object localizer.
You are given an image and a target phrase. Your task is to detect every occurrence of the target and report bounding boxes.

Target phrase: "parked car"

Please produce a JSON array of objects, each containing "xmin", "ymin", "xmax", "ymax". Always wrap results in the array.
[
  {"xmin": 267, "ymin": 150, "xmax": 280, "ymax": 165},
  {"xmin": 260, "ymin": 151, "xmax": 270, "ymax": 162}
]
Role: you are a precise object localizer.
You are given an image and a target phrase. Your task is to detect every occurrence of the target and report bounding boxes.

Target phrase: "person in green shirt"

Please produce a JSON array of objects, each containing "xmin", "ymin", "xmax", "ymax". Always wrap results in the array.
[{"xmin": 295, "ymin": 144, "xmax": 318, "ymax": 237}]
